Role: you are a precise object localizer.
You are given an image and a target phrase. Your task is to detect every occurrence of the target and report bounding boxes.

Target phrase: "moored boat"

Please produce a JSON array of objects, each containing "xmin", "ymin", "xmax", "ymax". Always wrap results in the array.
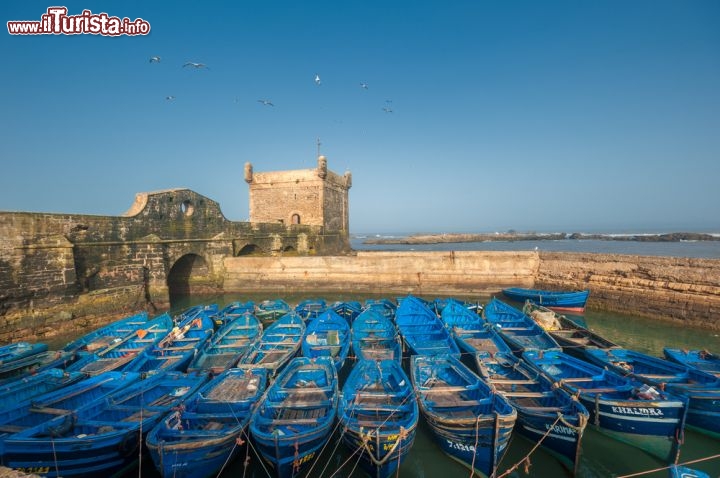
[
  {"xmin": 250, "ymin": 356, "xmax": 338, "ymax": 477},
  {"xmin": 441, "ymin": 300, "xmax": 512, "ymax": 357},
  {"xmin": 0, "ymin": 371, "xmax": 206, "ymax": 477},
  {"xmin": 210, "ymin": 301, "xmax": 255, "ymax": 328},
  {"xmin": 238, "ymin": 311, "xmax": 305, "ymax": 377},
  {"xmin": 501, "ymin": 287, "xmax": 590, "ymax": 313},
  {"xmin": 523, "ymin": 349, "xmax": 688, "ymax": 463},
  {"xmin": 475, "ymin": 351, "xmax": 588, "ymax": 475},
  {"xmin": 337, "ymin": 359, "xmax": 418, "ymax": 478},
  {"xmin": 62, "ymin": 311, "xmax": 149, "ymax": 354},
  {"xmin": 351, "ymin": 307, "xmax": 402, "ymax": 362},
  {"xmin": 330, "ymin": 300, "xmax": 363, "ymax": 323},
  {"xmin": 0, "ymin": 368, "xmax": 86, "ymax": 410},
  {"xmin": 363, "ymin": 298, "xmax": 397, "ymax": 320},
  {"xmin": 482, "ymin": 298, "xmax": 561, "ymax": 355},
  {"xmin": 396, "ymin": 295, "xmax": 460, "ymax": 356},
  {"xmin": 664, "ymin": 348, "xmax": 720, "ymax": 378},
  {"xmin": 294, "ymin": 298, "xmax": 328, "ymax": 321},
  {"xmin": 187, "ymin": 312, "xmax": 262, "ymax": 375},
  {"xmin": 146, "ymin": 367, "xmax": 268, "ymax": 478},
  {"xmin": 254, "ymin": 299, "xmax": 291, "ymax": 326},
  {"xmin": 0, "ymin": 342, "xmax": 50, "ymax": 381},
  {"xmin": 582, "ymin": 347, "xmax": 720, "ymax": 439},
  {"xmin": 302, "ymin": 309, "xmax": 351, "ymax": 371},
  {"xmin": 411, "ymin": 354, "xmax": 516, "ymax": 478}
]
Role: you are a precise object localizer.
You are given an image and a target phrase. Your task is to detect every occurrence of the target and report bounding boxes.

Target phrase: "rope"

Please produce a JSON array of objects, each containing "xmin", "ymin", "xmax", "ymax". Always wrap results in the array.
[
  {"xmin": 469, "ymin": 415, "xmax": 482, "ymax": 478},
  {"xmin": 615, "ymin": 453, "xmax": 720, "ymax": 477},
  {"xmin": 496, "ymin": 413, "xmax": 564, "ymax": 478}
]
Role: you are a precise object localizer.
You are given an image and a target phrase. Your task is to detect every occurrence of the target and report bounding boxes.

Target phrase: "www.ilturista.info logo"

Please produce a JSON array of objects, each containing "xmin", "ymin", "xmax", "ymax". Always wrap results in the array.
[{"xmin": 7, "ymin": 7, "xmax": 150, "ymax": 36}]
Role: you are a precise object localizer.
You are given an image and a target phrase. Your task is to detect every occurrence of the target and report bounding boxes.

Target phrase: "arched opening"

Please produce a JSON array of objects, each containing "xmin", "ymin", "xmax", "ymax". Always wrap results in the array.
[
  {"xmin": 291, "ymin": 213, "xmax": 301, "ymax": 225},
  {"xmin": 236, "ymin": 244, "xmax": 262, "ymax": 256},
  {"xmin": 167, "ymin": 253, "xmax": 210, "ymax": 298},
  {"xmin": 282, "ymin": 245, "xmax": 296, "ymax": 254}
]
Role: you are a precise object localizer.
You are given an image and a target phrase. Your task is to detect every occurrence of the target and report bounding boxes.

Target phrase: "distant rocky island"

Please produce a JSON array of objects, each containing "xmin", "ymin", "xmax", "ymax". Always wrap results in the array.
[{"xmin": 363, "ymin": 232, "xmax": 720, "ymax": 245}]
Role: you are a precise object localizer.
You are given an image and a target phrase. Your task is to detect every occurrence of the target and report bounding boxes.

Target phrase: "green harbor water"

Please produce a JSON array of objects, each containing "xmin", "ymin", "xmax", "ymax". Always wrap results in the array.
[{"xmin": 51, "ymin": 292, "xmax": 720, "ymax": 477}]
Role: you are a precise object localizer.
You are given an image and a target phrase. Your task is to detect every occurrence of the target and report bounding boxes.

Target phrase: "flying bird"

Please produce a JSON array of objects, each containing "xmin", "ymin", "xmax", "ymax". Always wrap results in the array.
[
  {"xmin": 149, "ymin": 56, "xmax": 161, "ymax": 63},
  {"xmin": 257, "ymin": 99, "xmax": 274, "ymax": 106},
  {"xmin": 165, "ymin": 95, "xmax": 175, "ymax": 101},
  {"xmin": 360, "ymin": 82, "xmax": 368, "ymax": 89},
  {"xmin": 382, "ymin": 107, "xmax": 393, "ymax": 113},
  {"xmin": 314, "ymin": 74, "xmax": 321, "ymax": 86},
  {"xmin": 183, "ymin": 62, "xmax": 208, "ymax": 69}
]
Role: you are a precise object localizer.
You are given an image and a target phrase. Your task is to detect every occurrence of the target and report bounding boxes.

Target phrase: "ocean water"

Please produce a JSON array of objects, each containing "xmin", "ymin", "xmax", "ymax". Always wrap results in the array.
[{"xmin": 351, "ymin": 235, "xmax": 720, "ymax": 259}]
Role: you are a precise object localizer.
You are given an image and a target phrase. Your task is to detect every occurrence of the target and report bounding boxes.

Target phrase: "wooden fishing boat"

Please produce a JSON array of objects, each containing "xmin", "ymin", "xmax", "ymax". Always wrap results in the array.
[
  {"xmin": 67, "ymin": 313, "xmax": 174, "ymax": 376},
  {"xmin": 363, "ymin": 298, "xmax": 397, "ymax": 320},
  {"xmin": 664, "ymin": 348, "xmax": 720, "ymax": 378},
  {"xmin": 302, "ymin": 309, "xmax": 351, "ymax": 371},
  {"xmin": 351, "ymin": 307, "xmax": 402, "ymax": 362},
  {"xmin": 475, "ymin": 351, "xmax": 589, "ymax": 475},
  {"xmin": 238, "ymin": 312, "xmax": 305, "ymax": 377},
  {"xmin": 210, "ymin": 301, "xmax": 255, "ymax": 327},
  {"xmin": 0, "ymin": 349, "xmax": 80, "ymax": 385},
  {"xmin": 0, "ymin": 368, "xmax": 86, "ymax": 410},
  {"xmin": 582, "ymin": 347, "xmax": 720, "ymax": 439},
  {"xmin": 254, "ymin": 299, "xmax": 291, "ymax": 326},
  {"xmin": 411, "ymin": 354, "xmax": 516, "ymax": 478},
  {"xmin": 294, "ymin": 298, "xmax": 328, "ymax": 321},
  {"xmin": 432, "ymin": 297, "xmax": 482, "ymax": 316},
  {"xmin": 124, "ymin": 310, "xmax": 214, "ymax": 374},
  {"xmin": 337, "ymin": 359, "xmax": 418, "ymax": 478},
  {"xmin": 62, "ymin": 311, "xmax": 149, "ymax": 353},
  {"xmin": 396, "ymin": 295, "xmax": 460, "ymax": 356},
  {"xmin": 0, "ymin": 371, "xmax": 206, "ymax": 477},
  {"xmin": 523, "ymin": 302, "xmax": 619, "ymax": 357},
  {"xmin": 0, "ymin": 371, "xmax": 140, "ymax": 443},
  {"xmin": 0, "ymin": 342, "xmax": 50, "ymax": 381},
  {"xmin": 440, "ymin": 300, "xmax": 513, "ymax": 356},
  {"xmin": 482, "ymin": 298, "xmax": 562, "ymax": 355},
  {"xmin": 250, "ymin": 356, "xmax": 338, "ymax": 477},
  {"xmin": 668, "ymin": 464, "xmax": 711, "ymax": 478},
  {"xmin": 523, "ymin": 349, "xmax": 688, "ymax": 463},
  {"xmin": 501, "ymin": 287, "xmax": 590, "ymax": 313},
  {"xmin": 187, "ymin": 312, "xmax": 262, "ymax": 375},
  {"xmin": 330, "ymin": 300, "xmax": 363, "ymax": 323},
  {"xmin": 146, "ymin": 367, "xmax": 268, "ymax": 478}
]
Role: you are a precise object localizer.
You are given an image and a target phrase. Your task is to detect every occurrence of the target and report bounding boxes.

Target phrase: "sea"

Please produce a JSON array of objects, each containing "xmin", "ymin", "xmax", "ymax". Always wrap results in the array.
[{"xmin": 48, "ymin": 237, "xmax": 720, "ymax": 478}]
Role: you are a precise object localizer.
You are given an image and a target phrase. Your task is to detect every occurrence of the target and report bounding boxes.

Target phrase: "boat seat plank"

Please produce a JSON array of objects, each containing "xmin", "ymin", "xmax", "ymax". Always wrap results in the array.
[
  {"xmin": 428, "ymin": 399, "xmax": 487, "ymax": 407},
  {"xmin": 29, "ymin": 406, "xmax": 70, "ymax": 415},
  {"xmin": 421, "ymin": 386, "xmax": 471, "ymax": 393},
  {"xmin": 0, "ymin": 425, "xmax": 26, "ymax": 433},
  {"xmin": 272, "ymin": 418, "xmax": 326, "ymax": 425},
  {"xmin": 499, "ymin": 391, "xmax": 553, "ymax": 398},
  {"xmin": 488, "ymin": 379, "xmax": 538, "ymax": 385}
]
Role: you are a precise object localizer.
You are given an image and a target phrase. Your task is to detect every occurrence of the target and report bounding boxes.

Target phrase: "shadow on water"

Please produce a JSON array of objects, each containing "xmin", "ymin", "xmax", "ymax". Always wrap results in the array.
[{"xmin": 103, "ymin": 291, "xmax": 720, "ymax": 477}]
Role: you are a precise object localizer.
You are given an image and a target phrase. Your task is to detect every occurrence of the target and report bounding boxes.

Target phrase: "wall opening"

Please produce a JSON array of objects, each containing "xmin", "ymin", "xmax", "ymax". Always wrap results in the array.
[
  {"xmin": 167, "ymin": 253, "xmax": 209, "ymax": 298},
  {"xmin": 291, "ymin": 213, "xmax": 301, "ymax": 225},
  {"xmin": 237, "ymin": 244, "xmax": 262, "ymax": 256}
]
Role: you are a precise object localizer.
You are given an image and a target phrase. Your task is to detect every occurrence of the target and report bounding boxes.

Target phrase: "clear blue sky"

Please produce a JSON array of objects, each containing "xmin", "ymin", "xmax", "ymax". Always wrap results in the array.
[{"xmin": 2, "ymin": 1, "xmax": 719, "ymax": 234}]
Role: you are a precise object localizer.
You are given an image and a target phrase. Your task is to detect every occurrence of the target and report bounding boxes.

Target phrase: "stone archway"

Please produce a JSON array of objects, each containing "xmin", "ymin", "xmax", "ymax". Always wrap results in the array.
[
  {"xmin": 236, "ymin": 244, "xmax": 262, "ymax": 256},
  {"xmin": 167, "ymin": 253, "xmax": 211, "ymax": 297}
]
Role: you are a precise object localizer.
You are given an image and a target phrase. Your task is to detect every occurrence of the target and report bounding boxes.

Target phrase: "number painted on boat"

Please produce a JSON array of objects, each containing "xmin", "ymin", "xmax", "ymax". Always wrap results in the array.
[
  {"xmin": 446, "ymin": 439, "xmax": 476, "ymax": 453},
  {"xmin": 295, "ymin": 451, "xmax": 316, "ymax": 466},
  {"xmin": 16, "ymin": 467, "xmax": 50, "ymax": 474},
  {"xmin": 611, "ymin": 406, "xmax": 664, "ymax": 417}
]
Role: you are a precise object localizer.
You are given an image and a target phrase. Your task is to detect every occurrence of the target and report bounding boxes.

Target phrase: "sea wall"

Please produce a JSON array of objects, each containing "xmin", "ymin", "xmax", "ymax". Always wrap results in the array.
[{"xmin": 224, "ymin": 250, "xmax": 720, "ymax": 329}]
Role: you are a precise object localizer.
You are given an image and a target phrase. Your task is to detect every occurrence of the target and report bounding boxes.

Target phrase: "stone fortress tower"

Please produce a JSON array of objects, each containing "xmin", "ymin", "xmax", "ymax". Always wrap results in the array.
[{"xmin": 244, "ymin": 156, "xmax": 352, "ymax": 243}]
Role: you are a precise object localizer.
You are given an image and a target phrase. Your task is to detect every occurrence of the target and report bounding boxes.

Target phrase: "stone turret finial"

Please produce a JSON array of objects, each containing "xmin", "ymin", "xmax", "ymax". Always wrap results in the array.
[
  {"xmin": 344, "ymin": 170, "xmax": 352, "ymax": 189},
  {"xmin": 317, "ymin": 155, "xmax": 327, "ymax": 179},
  {"xmin": 244, "ymin": 162, "xmax": 253, "ymax": 183}
]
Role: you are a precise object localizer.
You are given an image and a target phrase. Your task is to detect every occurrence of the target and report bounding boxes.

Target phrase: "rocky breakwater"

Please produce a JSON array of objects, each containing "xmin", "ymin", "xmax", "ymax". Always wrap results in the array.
[{"xmin": 537, "ymin": 252, "xmax": 720, "ymax": 329}]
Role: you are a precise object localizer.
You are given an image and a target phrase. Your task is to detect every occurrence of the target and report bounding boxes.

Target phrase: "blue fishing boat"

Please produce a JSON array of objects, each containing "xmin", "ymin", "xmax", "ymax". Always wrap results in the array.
[
  {"xmin": 410, "ymin": 354, "xmax": 516, "ymax": 478},
  {"xmin": 664, "ymin": 348, "xmax": 720, "ymax": 378},
  {"xmin": 396, "ymin": 295, "xmax": 460, "ymax": 356},
  {"xmin": 0, "ymin": 371, "xmax": 205, "ymax": 477},
  {"xmin": 146, "ymin": 367, "xmax": 268, "ymax": 478},
  {"xmin": 475, "ymin": 351, "xmax": 589, "ymax": 475},
  {"xmin": 482, "ymin": 298, "xmax": 561, "ymax": 355},
  {"xmin": 294, "ymin": 298, "xmax": 328, "ymax": 321},
  {"xmin": 668, "ymin": 464, "xmax": 711, "ymax": 478},
  {"xmin": 441, "ymin": 300, "xmax": 513, "ymax": 356},
  {"xmin": 0, "ymin": 368, "xmax": 85, "ymax": 410},
  {"xmin": 351, "ymin": 307, "xmax": 402, "ymax": 362},
  {"xmin": 238, "ymin": 312, "xmax": 305, "ymax": 377},
  {"xmin": 68, "ymin": 313, "xmax": 174, "ymax": 376},
  {"xmin": 250, "ymin": 356, "xmax": 338, "ymax": 477},
  {"xmin": 582, "ymin": 347, "xmax": 720, "ymax": 439},
  {"xmin": 337, "ymin": 359, "xmax": 418, "ymax": 478},
  {"xmin": 62, "ymin": 311, "xmax": 149, "ymax": 353},
  {"xmin": 210, "ymin": 301, "xmax": 255, "ymax": 327},
  {"xmin": 0, "ymin": 371, "xmax": 140, "ymax": 443},
  {"xmin": 254, "ymin": 299, "xmax": 291, "ymax": 326},
  {"xmin": 188, "ymin": 312, "xmax": 262, "ymax": 375},
  {"xmin": 523, "ymin": 349, "xmax": 688, "ymax": 462},
  {"xmin": 363, "ymin": 298, "xmax": 397, "ymax": 320},
  {"xmin": 125, "ymin": 310, "xmax": 214, "ymax": 374},
  {"xmin": 433, "ymin": 297, "xmax": 482, "ymax": 316},
  {"xmin": 501, "ymin": 287, "xmax": 590, "ymax": 313},
  {"xmin": 0, "ymin": 342, "xmax": 53, "ymax": 382},
  {"xmin": 302, "ymin": 309, "xmax": 351, "ymax": 371},
  {"xmin": 330, "ymin": 300, "xmax": 363, "ymax": 323}
]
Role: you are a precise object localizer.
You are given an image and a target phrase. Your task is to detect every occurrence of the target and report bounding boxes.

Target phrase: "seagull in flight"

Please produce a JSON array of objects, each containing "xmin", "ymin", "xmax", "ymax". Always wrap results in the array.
[
  {"xmin": 257, "ymin": 99, "xmax": 274, "ymax": 106},
  {"xmin": 183, "ymin": 62, "xmax": 208, "ymax": 69},
  {"xmin": 165, "ymin": 95, "xmax": 175, "ymax": 101},
  {"xmin": 382, "ymin": 106, "xmax": 393, "ymax": 113},
  {"xmin": 149, "ymin": 56, "xmax": 161, "ymax": 63},
  {"xmin": 360, "ymin": 82, "xmax": 368, "ymax": 89},
  {"xmin": 314, "ymin": 74, "xmax": 321, "ymax": 86}
]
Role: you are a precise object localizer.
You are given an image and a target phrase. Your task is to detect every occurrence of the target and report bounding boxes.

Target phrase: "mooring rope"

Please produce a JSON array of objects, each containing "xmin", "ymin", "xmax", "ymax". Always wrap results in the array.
[
  {"xmin": 615, "ymin": 453, "xmax": 720, "ymax": 478},
  {"xmin": 495, "ymin": 413, "xmax": 564, "ymax": 478}
]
